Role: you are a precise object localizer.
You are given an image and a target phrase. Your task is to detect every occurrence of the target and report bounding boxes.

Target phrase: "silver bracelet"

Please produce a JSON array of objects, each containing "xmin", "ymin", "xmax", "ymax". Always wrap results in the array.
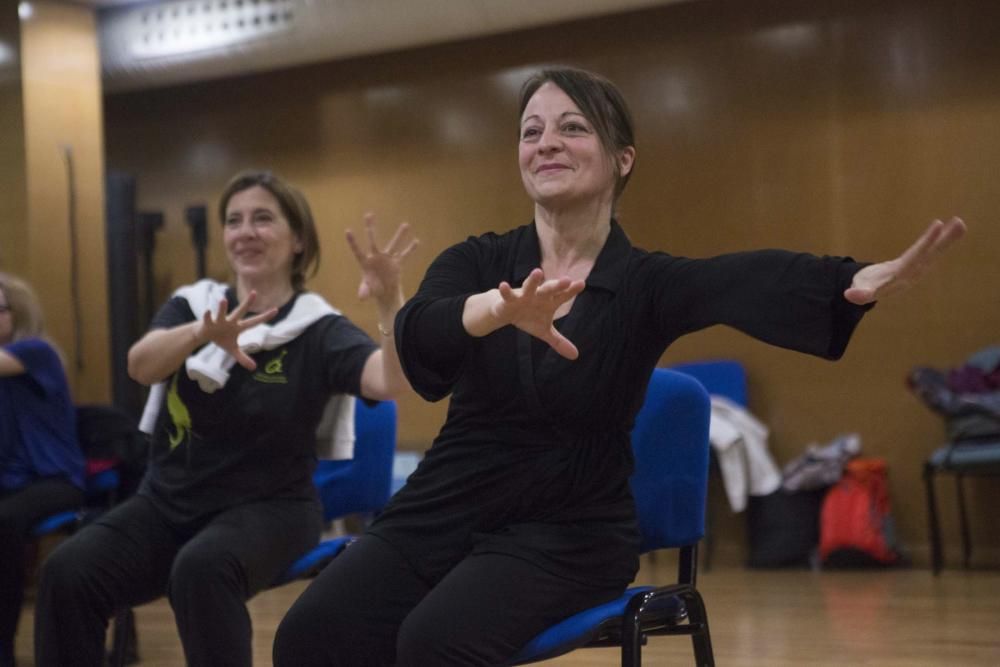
[{"xmin": 377, "ymin": 322, "xmax": 394, "ymax": 337}]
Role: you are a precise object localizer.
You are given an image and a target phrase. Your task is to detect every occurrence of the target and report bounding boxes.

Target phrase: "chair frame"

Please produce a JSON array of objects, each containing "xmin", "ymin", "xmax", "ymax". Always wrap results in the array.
[
  {"xmin": 620, "ymin": 546, "xmax": 713, "ymax": 666},
  {"xmin": 511, "ymin": 369, "xmax": 714, "ymax": 666},
  {"xmin": 923, "ymin": 439, "xmax": 1000, "ymax": 575}
]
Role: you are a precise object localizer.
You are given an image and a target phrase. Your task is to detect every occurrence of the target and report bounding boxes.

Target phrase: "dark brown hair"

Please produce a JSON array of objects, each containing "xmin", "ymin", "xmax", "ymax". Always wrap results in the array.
[
  {"xmin": 519, "ymin": 67, "xmax": 636, "ymax": 201},
  {"xmin": 218, "ymin": 170, "xmax": 320, "ymax": 290}
]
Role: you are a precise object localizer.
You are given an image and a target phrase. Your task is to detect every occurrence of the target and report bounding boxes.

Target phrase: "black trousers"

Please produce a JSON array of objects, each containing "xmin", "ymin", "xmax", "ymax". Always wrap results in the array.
[
  {"xmin": 273, "ymin": 534, "xmax": 625, "ymax": 667},
  {"xmin": 34, "ymin": 493, "xmax": 320, "ymax": 667},
  {"xmin": 0, "ymin": 479, "xmax": 83, "ymax": 652}
]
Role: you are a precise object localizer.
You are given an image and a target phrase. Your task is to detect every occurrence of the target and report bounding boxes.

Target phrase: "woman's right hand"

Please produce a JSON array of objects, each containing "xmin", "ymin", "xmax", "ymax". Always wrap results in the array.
[
  {"xmin": 197, "ymin": 291, "xmax": 277, "ymax": 371},
  {"xmin": 491, "ymin": 268, "xmax": 585, "ymax": 360}
]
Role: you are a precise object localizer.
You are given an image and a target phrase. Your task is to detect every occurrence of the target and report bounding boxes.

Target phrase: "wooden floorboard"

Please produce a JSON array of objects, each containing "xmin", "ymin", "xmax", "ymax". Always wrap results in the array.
[{"xmin": 16, "ymin": 557, "xmax": 1000, "ymax": 666}]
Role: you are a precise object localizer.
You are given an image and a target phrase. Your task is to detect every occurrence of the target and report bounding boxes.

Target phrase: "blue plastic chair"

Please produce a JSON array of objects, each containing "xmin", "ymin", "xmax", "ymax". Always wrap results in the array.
[
  {"xmin": 670, "ymin": 359, "xmax": 747, "ymax": 407},
  {"xmin": 32, "ymin": 404, "xmax": 135, "ymax": 538},
  {"xmin": 30, "ymin": 468, "xmax": 121, "ymax": 538},
  {"xmin": 669, "ymin": 359, "xmax": 748, "ymax": 571},
  {"xmin": 271, "ymin": 398, "xmax": 397, "ymax": 585},
  {"xmin": 510, "ymin": 368, "xmax": 714, "ymax": 666}
]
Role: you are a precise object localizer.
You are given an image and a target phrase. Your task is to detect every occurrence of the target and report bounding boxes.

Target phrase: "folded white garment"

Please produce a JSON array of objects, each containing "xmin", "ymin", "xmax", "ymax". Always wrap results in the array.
[{"xmin": 709, "ymin": 396, "xmax": 781, "ymax": 512}]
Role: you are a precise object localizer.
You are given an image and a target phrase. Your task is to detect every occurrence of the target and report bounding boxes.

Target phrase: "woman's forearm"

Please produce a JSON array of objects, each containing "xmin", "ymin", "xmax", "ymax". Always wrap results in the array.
[
  {"xmin": 461, "ymin": 289, "xmax": 506, "ymax": 338},
  {"xmin": 127, "ymin": 321, "xmax": 205, "ymax": 386},
  {"xmin": 359, "ymin": 291, "xmax": 409, "ymax": 400}
]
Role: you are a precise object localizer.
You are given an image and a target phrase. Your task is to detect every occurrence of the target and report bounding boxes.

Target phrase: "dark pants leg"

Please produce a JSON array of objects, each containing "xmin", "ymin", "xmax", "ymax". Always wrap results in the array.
[
  {"xmin": 395, "ymin": 552, "xmax": 623, "ymax": 666},
  {"xmin": 168, "ymin": 498, "xmax": 320, "ymax": 667},
  {"xmin": 0, "ymin": 479, "xmax": 83, "ymax": 655},
  {"xmin": 273, "ymin": 534, "xmax": 624, "ymax": 667},
  {"xmin": 273, "ymin": 534, "xmax": 430, "ymax": 667},
  {"xmin": 34, "ymin": 495, "xmax": 178, "ymax": 667}
]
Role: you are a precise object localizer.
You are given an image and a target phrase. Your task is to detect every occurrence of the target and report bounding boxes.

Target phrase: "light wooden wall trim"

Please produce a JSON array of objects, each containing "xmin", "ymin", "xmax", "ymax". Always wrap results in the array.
[
  {"xmin": 20, "ymin": 0, "xmax": 109, "ymax": 402},
  {"xmin": 0, "ymin": 6, "xmax": 27, "ymax": 274}
]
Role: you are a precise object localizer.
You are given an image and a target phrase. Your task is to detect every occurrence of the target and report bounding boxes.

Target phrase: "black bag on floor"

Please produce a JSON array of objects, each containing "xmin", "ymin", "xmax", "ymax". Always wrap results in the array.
[{"xmin": 746, "ymin": 488, "xmax": 826, "ymax": 568}]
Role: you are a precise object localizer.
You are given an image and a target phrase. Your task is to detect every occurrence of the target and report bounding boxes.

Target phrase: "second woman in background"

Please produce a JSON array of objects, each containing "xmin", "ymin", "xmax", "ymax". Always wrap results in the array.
[
  {"xmin": 33, "ymin": 170, "xmax": 417, "ymax": 667},
  {"xmin": 0, "ymin": 273, "xmax": 84, "ymax": 667}
]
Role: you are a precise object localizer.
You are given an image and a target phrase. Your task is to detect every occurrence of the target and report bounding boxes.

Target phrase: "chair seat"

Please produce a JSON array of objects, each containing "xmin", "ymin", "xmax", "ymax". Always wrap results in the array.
[
  {"xmin": 928, "ymin": 442, "xmax": 1000, "ymax": 472},
  {"xmin": 31, "ymin": 468, "xmax": 123, "ymax": 538},
  {"xmin": 510, "ymin": 586, "xmax": 687, "ymax": 665},
  {"xmin": 271, "ymin": 536, "xmax": 354, "ymax": 587},
  {"xmin": 31, "ymin": 511, "xmax": 79, "ymax": 537},
  {"xmin": 88, "ymin": 468, "xmax": 121, "ymax": 494}
]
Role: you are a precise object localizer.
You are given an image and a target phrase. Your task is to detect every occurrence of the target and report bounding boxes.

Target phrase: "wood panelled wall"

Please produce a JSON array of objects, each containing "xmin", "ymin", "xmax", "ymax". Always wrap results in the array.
[
  {"xmin": 104, "ymin": 0, "xmax": 1000, "ymax": 566},
  {"xmin": 2, "ymin": 1, "xmax": 110, "ymax": 402},
  {"xmin": 0, "ymin": 6, "xmax": 28, "ymax": 275}
]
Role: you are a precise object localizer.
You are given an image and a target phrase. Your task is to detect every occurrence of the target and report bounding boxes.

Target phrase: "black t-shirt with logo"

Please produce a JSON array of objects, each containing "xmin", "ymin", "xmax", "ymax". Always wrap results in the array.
[{"xmin": 139, "ymin": 288, "xmax": 378, "ymax": 525}]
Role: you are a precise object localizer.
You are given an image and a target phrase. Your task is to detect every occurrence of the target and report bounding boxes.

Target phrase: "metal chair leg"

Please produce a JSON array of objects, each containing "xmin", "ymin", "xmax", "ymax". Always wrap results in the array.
[
  {"xmin": 621, "ymin": 609, "xmax": 643, "ymax": 667},
  {"xmin": 683, "ymin": 590, "xmax": 715, "ymax": 667},
  {"xmin": 924, "ymin": 462, "xmax": 943, "ymax": 576},
  {"xmin": 702, "ymin": 455, "xmax": 720, "ymax": 572},
  {"xmin": 955, "ymin": 473, "xmax": 972, "ymax": 569}
]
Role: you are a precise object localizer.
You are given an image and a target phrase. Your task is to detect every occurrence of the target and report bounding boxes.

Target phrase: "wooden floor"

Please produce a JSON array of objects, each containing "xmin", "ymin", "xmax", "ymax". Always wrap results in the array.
[{"xmin": 15, "ymin": 557, "xmax": 1000, "ymax": 666}]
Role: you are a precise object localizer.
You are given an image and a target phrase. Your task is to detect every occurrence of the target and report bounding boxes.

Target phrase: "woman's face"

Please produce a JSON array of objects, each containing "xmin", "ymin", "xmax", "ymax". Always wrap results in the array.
[
  {"xmin": 0, "ymin": 287, "xmax": 12, "ymax": 346},
  {"xmin": 223, "ymin": 185, "xmax": 303, "ymax": 287},
  {"xmin": 518, "ymin": 82, "xmax": 630, "ymax": 210}
]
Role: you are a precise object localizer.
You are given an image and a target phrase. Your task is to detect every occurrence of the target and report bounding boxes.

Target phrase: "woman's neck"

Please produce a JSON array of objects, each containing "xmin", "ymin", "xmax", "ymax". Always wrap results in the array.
[
  {"xmin": 534, "ymin": 199, "xmax": 613, "ymax": 277},
  {"xmin": 235, "ymin": 279, "xmax": 296, "ymax": 313}
]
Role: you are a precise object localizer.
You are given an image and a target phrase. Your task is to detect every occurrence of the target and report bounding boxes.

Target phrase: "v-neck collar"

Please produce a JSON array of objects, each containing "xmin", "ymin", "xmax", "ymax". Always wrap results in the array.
[
  {"xmin": 513, "ymin": 219, "xmax": 632, "ymax": 292},
  {"xmin": 513, "ymin": 219, "xmax": 633, "ymax": 420}
]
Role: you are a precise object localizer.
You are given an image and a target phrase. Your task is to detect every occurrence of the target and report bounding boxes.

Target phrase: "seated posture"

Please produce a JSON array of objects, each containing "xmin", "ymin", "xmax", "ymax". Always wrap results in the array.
[
  {"xmin": 273, "ymin": 67, "xmax": 965, "ymax": 667},
  {"xmin": 0, "ymin": 273, "xmax": 84, "ymax": 667},
  {"xmin": 34, "ymin": 170, "xmax": 417, "ymax": 667}
]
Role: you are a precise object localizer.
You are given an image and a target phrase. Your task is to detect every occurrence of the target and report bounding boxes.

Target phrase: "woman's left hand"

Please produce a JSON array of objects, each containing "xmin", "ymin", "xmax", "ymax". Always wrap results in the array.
[
  {"xmin": 844, "ymin": 217, "xmax": 966, "ymax": 305},
  {"xmin": 346, "ymin": 213, "xmax": 419, "ymax": 306}
]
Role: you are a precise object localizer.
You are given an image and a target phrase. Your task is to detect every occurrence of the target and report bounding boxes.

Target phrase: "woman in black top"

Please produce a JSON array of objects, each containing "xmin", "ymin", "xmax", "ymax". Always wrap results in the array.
[
  {"xmin": 273, "ymin": 68, "xmax": 965, "ymax": 667},
  {"xmin": 34, "ymin": 170, "xmax": 417, "ymax": 667}
]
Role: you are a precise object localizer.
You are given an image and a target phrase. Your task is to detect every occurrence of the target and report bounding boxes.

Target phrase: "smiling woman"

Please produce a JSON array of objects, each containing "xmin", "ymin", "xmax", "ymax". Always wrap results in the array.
[
  {"xmin": 272, "ymin": 66, "xmax": 965, "ymax": 667},
  {"xmin": 31, "ymin": 169, "xmax": 419, "ymax": 667},
  {"xmin": 219, "ymin": 171, "xmax": 319, "ymax": 298}
]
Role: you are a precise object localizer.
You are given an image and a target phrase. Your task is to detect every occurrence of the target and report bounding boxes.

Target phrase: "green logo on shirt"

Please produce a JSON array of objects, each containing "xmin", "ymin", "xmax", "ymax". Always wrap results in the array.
[
  {"xmin": 167, "ymin": 375, "xmax": 192, "ymax": 450},
  {"xmin": 254, "ymin": 349, "xmax": 288, "ymax": 384}
]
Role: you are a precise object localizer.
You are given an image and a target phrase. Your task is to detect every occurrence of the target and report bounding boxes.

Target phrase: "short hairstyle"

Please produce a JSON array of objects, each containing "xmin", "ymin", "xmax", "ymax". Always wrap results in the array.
[
  {"xmin": 0, "ymin": 271, "xmax": 45, "ymax": 341},
  {"xmin": 217, "ymin": 170, "xmax": 321, "ymax": 290},
  {"xmin": 519, "ymin": 67, "xmax": 636, "ymax": 201}
]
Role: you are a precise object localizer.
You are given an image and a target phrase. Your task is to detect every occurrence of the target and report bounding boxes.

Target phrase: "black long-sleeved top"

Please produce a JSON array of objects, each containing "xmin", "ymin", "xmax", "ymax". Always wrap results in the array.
[{"xmin": 369, "ymin": 221, "xmax": 870, "ymax": 587}]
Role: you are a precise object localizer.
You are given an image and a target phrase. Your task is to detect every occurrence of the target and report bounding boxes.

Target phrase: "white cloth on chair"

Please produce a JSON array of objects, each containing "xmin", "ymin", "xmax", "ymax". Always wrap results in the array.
[{"xmin": 709, "ymin": 396, "xmax": 781, "ymax": 512}]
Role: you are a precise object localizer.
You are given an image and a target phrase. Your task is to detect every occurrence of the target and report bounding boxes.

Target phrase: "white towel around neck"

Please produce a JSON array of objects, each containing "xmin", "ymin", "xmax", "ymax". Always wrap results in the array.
[{"xmin": 138, "ymin": 279, "xmax": 357, "ymax": 459}]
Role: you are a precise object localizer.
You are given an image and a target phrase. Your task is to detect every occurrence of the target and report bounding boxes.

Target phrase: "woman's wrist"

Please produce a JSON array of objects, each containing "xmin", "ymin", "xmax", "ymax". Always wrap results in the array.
[
  {"xmin": 375, "ymin": 290, "xmax": 404, "ymax": 337},
  {"xmin": 462, "ymin": 289, "xmax": 506, "ymax": 338}
]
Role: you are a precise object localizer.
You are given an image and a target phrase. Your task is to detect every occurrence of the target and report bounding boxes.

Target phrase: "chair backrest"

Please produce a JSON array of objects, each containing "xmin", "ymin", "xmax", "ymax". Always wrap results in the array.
[
  {"xmin": 630, "ymin": 368, "xmax": 711, "ymax": 553},
  {"xmin": 314, "ymin": 399, "xmax": 397, "ymax": 522},
  {"xmin": 670, "ymin": 359, "xmax": 748, "ymax": 407}
]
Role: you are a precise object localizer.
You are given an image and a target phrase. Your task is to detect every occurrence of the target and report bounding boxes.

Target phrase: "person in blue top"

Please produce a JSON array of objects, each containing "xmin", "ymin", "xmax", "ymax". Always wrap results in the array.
[{"xmin": 0, "ymin": 272, "xmax": 84, "ymax": 667}]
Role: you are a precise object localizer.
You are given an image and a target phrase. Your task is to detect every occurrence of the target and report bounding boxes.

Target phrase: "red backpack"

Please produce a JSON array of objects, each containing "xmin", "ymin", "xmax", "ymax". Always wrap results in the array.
[{"xmin": 819, "ymin": 458, "xmax": 902, "ymax": 567}]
